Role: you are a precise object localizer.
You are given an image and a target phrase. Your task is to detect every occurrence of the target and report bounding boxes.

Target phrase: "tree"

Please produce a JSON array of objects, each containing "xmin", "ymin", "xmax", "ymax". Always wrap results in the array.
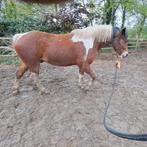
[
  {"xmin": 2, "ymin": 0, "xmax": 17, "ymax": 19},
  {"xmin": 135, "ymin": 0, "xmax": 147, "ymax": 38},
  {"xmin": 0, "ymin": 0, "xmax": 2, "ymax": 16},
  {"xmin": 103, "ymin": 0, "xmax": 119, "ymax": 25}
]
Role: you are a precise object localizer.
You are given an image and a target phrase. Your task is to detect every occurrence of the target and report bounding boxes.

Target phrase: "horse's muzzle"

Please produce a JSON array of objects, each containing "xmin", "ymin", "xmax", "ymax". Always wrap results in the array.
[{"xmin": 120, "ymin": 51, "xmax": 128, "ymax": 58}]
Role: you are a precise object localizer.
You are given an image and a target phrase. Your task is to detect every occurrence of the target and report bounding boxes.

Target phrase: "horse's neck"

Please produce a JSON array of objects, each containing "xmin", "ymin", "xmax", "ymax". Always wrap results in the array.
[{"xmin": 96, "ymin": 41, "xmax": 111, "ymax": 50}]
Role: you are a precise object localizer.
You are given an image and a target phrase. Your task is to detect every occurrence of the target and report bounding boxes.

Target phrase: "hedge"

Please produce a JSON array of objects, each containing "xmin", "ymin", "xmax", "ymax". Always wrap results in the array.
[{"xmin": 0, "ymin": 17, "xmax": 65, "ymax": 36}]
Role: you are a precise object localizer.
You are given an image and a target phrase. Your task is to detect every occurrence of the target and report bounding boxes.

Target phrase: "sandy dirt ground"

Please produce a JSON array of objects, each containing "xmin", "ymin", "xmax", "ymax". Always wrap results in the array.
[{"xmin": 0, "ymin": 50, "xmax": 147, "ymax": 147}]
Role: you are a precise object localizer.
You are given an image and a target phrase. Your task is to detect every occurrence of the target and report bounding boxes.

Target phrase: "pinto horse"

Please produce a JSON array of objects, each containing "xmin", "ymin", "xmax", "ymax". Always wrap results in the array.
[{"xmin": 12, "ymin": 25, "xmax": 128, "ymax": 94}]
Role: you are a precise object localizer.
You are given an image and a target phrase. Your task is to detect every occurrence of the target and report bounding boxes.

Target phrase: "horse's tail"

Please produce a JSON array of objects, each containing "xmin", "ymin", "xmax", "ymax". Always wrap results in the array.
[
  {"xmin": 12, "ymin": 33, "xmax": 22, "ymax": 47},
  {"xmin": 3, "ymin": 34, "xmax": 22, "ymax": 55},
  {"xmin": 12, "ymin": 32, "xmax": 31, "ymax": 48}
]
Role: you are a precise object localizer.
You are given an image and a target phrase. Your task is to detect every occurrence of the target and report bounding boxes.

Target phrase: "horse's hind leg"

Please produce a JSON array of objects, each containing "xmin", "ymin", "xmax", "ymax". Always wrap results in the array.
[
  {"xmin": 29, "ymin": 64, "xmax": 47, "ymax": 95},
  {"xmin": 29, "ymin": 72, "xmax": 47, "ymax": 94},
  {"xmin": 13, "ymin": 61, "xmax": 28, "ymax": 94}
]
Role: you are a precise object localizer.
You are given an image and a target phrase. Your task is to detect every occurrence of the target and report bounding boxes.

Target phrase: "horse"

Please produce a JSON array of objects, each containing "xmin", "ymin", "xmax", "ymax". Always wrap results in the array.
[{"xmin": 12, "ymin": 25, "xmax": 128, "ymax": 94}]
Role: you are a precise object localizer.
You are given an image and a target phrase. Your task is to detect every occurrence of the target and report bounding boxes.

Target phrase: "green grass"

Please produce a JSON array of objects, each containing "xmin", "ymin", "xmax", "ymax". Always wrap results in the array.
[
  {"xmin": 0, "ymin": 56, "xmax": 20, "ymax": 65},
  {"xmin": 0, "ymin": 60, "xmax": 20, "ymax": 65}
]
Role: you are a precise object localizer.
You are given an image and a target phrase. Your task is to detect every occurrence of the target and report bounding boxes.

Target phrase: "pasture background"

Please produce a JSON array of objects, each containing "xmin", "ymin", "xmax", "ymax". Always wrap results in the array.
[
  {"xmin": 0, "ymin": 0, "xmax": 147, "ymax": 147},
  {"xmin": 0, "ymin": 50, "xmax": 147, "ymax": 147}
]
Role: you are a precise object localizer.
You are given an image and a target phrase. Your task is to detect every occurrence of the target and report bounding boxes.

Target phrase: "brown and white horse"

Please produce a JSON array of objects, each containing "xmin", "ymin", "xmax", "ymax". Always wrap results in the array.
[{"xmin": 12, "ymin": 25, "xmax": 128, "ymax": 94}]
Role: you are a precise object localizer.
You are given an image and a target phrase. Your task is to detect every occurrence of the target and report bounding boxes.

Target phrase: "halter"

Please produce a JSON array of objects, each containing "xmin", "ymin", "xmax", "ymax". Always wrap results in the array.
[{"xmin": 112, "ymin": 27, "xmax": 128, "ymax": 41}]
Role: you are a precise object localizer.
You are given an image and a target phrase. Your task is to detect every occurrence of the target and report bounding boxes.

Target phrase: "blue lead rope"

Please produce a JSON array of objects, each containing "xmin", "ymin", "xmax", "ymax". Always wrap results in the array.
[{"xmin": 103, "ymin": 66, "xmax": 147, "ymax": 141}]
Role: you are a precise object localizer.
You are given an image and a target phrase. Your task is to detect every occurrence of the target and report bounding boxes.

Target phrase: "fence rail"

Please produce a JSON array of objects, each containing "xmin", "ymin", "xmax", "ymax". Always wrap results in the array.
[
  {"xmin": 128, "ymin": 39, "xmax": 147, "ymax": 50},
  {"xmin": 103, "ymin": 39, "xmax": 147, "ymax": 51},
  {"xmin": 0, "ymin": 37, "xmax": 147, "ymax": 64}
]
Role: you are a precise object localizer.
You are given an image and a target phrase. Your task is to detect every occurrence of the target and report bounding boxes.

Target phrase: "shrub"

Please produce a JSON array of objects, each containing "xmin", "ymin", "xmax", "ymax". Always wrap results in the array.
[{"xmin": 0, "ymin": 16, "xmax": 65, "ymax": 37}]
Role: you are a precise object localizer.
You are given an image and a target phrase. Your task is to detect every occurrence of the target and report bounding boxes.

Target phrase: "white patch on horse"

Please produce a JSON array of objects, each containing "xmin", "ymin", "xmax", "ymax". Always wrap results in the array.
[
  {"xmin": 13, "ymin": 32, "xmax": 30, "ymax": 44},
  {"xmin": 71, "ymin": 35, "xmax": 94, "ymax": 60},
  {"xmin": 120, "ymin": 51, "xmax": 128, "ymax": 58},
  {"xmin": 71, "ymin": 25, "xmax": 112, "ymax": 43}
]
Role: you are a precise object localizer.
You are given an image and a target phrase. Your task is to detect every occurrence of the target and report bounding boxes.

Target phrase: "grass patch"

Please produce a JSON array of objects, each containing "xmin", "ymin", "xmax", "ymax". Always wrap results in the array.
[{"xmin": 0, "ymin": 56, "xmax": 20, "ymax": 65}]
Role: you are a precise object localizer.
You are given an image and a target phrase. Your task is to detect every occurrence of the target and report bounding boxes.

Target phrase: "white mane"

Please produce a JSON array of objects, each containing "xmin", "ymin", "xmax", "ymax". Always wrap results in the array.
[{"xmin": 71, "ymin": 25, "xmax": 112, "ymax": 42}]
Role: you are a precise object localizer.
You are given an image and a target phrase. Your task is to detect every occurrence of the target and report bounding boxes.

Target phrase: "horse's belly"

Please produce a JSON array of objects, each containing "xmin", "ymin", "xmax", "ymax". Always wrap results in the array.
[
  {"xmin": 43, "ymin": 50, "xmax": 76, "ymax": 66},
  {"xmin": 41, "ymin": 39, "xmax": 82, "ymax": 66},
  {"xmin": 48, "ymin": 58, "xmax": 74, "ymax": 66}
]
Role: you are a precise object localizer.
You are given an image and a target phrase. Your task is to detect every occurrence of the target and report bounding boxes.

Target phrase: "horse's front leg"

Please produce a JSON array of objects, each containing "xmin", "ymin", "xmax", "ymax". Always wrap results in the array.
[
  {"xmin": 85, "ymin": 65, "xmax": 96, "ymax": 88},
  {"xmin": 78, "ymin": 73, "xmax": 84, "ymax": 88},
  {"xmin": 78, "ymin": 67, "xmax": 84, "ymax": 88},
  {"xmin": 78, "ymin": 63, "xmax": 96, "ymax": 89}
]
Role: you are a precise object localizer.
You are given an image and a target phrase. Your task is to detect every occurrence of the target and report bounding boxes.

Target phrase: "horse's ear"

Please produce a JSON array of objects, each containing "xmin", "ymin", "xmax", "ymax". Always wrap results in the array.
[{"xmin": 121, "ymin": 27, "xmax": 126, "ymax": 36}]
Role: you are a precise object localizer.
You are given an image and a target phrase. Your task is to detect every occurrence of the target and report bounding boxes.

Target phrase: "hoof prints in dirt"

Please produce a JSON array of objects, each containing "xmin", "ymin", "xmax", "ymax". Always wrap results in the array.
[{"xmin": 0, "ymin": 50, "xmax": 147, "ymax": 147}]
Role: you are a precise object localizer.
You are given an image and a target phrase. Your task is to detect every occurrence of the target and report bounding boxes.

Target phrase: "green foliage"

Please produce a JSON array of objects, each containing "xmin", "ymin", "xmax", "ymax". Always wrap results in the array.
[
  {"xmin": 0, "ymin": 16, "xmax": 65, "ymax": 36},
  {"xmin": 0, "ymin": 0, "xmax": 147, "ymax": 38},
  {"xmin": 0, "ymin": 0, "xmax": 69, "ymax": 36},
  {"xmin": 0, "ymin": 56, "xmax": 20, "ymax": 65},
  {"xmin": 128, "ymin": 26, "xmax": 147, "ymax": 39},
  {"xmin": 1, "ymin": 0, "xmax": 36, "ymax": 19},
  {"xmin": 1, "ymin": 0, "xmax": 17, "ymax": 19}
]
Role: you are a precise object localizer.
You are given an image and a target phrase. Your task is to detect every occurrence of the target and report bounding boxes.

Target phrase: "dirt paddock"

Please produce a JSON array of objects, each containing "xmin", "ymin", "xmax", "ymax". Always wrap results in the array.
[{"xmin": 0, "ymin": 50, "xmax": 147, "ymax": 147}]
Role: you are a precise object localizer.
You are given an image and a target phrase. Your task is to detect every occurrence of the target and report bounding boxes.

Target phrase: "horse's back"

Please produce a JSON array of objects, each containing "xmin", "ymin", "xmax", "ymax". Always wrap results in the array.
[
  {"xmin": 12, "ymin": 31, "xmax": 78, "ymax": 66},
  {"xmin": 13, "ymin": 31, "xmax": 71, "ymax": 46}
]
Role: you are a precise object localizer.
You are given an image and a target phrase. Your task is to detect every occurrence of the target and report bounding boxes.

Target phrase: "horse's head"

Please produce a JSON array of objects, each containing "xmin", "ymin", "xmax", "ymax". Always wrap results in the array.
[{"xmin": 112, "ymin": 27, "xmax": 128, "ymax": 58}]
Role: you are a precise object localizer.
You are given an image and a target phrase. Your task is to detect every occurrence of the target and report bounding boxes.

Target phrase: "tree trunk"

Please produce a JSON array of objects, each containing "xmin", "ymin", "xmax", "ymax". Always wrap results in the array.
[
  {"xmin": 121, "ymin": 6, "xmax": 126, "ymax": 29},
  {"xmin": 103, "ymin": 0, "xmax": 117, "ymax": 26},
  {"xmin": 136, "ymin": 16, "xmax": 146, "ymax": 49},
  {"xmin": 104, "ymin": 0, "xmax": 111, "ymax": 24},
  {"xmin": 137, "ymin": 16, "xmax": 146, "ymax": 38},
  {"xmin": 81, "ymin": 0, "xmax": 93, "ymax": 26}
]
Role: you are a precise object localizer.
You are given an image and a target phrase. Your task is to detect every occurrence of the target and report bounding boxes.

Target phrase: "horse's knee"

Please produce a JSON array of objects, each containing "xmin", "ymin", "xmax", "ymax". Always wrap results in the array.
[
  {"xmin": 29, "ymin": 63, "xmax": 40, "ymax": 75},
  {"xmin": 16, "ymin": 62, "xmax": 28, "ymax": 79},
  {"xmin": 16, "ymin": 70, "xmax": 24, "ymax": 79},
  {"xmin": 16, "ymin": 68, "xmax": 27, "ymax": 79},
  {"xmin": 92, "ymin": 73, "xmax": 96, "ymax": 81},
  {"xmin": 84, "ymin": 64, "xmax": 96, "ymax": 81}
]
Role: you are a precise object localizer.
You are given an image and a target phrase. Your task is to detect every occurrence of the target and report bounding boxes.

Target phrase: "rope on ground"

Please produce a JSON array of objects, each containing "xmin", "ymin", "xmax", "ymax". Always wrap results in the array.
[{"xmin": 103, "ymin": 65, "xmax": 147, "ymax": 141}]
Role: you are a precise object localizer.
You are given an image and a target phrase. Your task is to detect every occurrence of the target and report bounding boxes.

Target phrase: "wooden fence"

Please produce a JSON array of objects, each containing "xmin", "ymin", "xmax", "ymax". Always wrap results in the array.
[
  {"xmin": 102, "ymin": 39, "xmax": 147, "ymax": 52},
  {"xmin": 128, "ymin": 39, "xmax": 147, "ymax": 50},
  {"xmin": 0, "ymin": 37, "xmax": 18, "ymax": 64},
  {"xmin": 0, "ymin": 37, "xmax": 147, "ymax": 64}
]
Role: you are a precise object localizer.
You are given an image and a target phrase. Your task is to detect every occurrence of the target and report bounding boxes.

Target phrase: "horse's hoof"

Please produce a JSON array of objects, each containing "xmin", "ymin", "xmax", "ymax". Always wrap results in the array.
[
  {"xmin": 116, "ymin": 60, "xmax": 121, "ymax": 68},
  {"xmin": 78, "ymin": 82, "xmax": 92, "ymax": 90},
  {"xmin": 78, "ymin": 83, "xmax": 84, "ymax": 89},
  {"xmin": 32, "ymin": 85, "xmax": 38, "ymax": 90},
  {"xmin": 12, "ymin": 89, "xmax": 20, "ymax": 95},
  {"xmin": 39, "ymin": 88, "xmax": 48, "ymax": 95},
  {"xmin": 83, "ymin": 85, "xmax": 90, "ymax": 91}
]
